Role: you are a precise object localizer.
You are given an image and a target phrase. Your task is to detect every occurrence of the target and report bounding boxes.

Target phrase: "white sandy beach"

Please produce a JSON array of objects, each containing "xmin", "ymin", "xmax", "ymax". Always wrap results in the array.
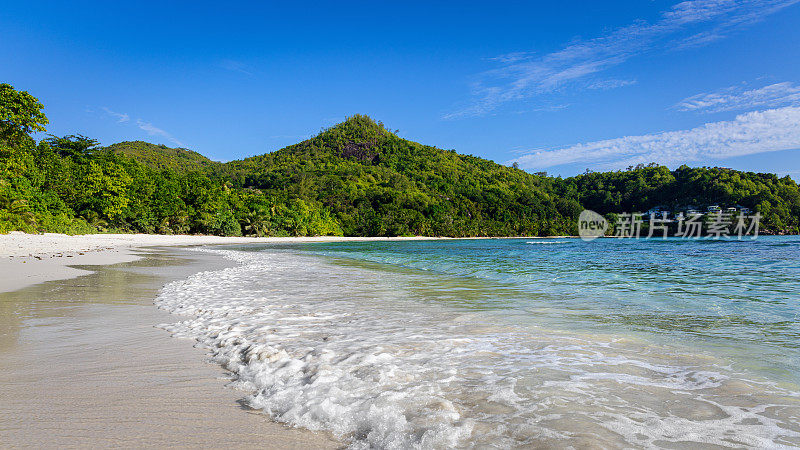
[
  {"xmin": 3, "ymin": 233, "xmax": 800, "ymax": 448},
  {"xmin": 0, "ymin": 244, "xmax": 347, "ymax": 448},
  {"xmin": 0, "ymin": 233, "xmax": 434, "ymax": 448},
  {"xmin": 0, "ymin": 233, "xmax": 456, "ymax": 447},
  {"xmin": 0, "ymin": 232, "xmax": 441, "ymax": 293}
]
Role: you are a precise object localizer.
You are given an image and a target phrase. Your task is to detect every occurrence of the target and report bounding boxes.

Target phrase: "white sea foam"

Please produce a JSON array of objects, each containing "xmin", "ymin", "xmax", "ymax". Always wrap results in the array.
[{"xmin": 155, "ymin": 248, "xmax": 800, "ymax": 448}]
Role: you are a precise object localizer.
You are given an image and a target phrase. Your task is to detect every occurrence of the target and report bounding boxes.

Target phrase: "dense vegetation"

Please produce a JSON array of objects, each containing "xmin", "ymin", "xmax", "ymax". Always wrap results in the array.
[
  {"xmin": 107, "ymin": 141, "xmax": 220, "ymax": 172},
  {"xmin": 2, "ymin": 83, "xmax": 798, "ymax": 236},
  {"xmin": 561, "ymin": 164, "xmax": 800, "ymax": 233}
]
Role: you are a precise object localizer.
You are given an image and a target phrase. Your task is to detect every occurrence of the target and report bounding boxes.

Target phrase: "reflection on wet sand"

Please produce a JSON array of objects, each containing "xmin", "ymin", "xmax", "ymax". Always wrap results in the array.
[{"xmin": 0, "ymin": 248, "xmax": 338, "ymax": 448}]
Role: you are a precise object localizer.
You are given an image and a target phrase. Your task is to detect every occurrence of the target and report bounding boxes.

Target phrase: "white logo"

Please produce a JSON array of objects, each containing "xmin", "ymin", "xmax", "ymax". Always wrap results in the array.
[{"xmin": 578, "ymin": 209, "xmax": 608, "ymax": 241}]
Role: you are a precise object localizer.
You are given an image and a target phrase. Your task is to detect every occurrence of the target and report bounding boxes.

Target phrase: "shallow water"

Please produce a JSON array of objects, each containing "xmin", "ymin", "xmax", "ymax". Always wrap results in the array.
[{"xmin": 156, "ymin": 237, "xmax": 800, "ymax": 448}]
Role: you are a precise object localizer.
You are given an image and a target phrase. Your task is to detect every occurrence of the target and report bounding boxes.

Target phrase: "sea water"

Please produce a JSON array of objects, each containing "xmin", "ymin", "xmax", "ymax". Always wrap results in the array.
[{"xmin": 155, "ymin": 237, "xmax": 800, "ymax": 448}]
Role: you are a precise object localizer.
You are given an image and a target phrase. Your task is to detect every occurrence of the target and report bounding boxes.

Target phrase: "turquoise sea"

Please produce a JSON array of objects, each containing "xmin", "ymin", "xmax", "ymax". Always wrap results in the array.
[{"xmin": 157, "ymin": 236, "xmax": 800, "ymax": 448}]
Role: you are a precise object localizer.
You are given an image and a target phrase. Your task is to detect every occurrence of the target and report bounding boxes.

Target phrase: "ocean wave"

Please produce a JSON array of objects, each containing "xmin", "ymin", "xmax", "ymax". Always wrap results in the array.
[{"xmin": 155, "ymin": 248, "xmax": 800, "ymax": 448}]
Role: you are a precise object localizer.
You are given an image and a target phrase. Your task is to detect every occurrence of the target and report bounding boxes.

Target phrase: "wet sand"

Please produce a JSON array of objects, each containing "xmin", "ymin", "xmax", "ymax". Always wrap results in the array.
[
  {"xmin": 0, "ymin": 248, "xmax": 339, "ymax": 448},
  {"xmin": 0, "ymin": 232, "xmax": 451, "ymax": 293}
]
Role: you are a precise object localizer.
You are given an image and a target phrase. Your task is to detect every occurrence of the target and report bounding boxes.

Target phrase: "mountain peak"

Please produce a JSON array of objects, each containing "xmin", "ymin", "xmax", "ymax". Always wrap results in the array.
[{"xmin": 318, "ymin": 114, "xmax": 393, "ymax": 142}]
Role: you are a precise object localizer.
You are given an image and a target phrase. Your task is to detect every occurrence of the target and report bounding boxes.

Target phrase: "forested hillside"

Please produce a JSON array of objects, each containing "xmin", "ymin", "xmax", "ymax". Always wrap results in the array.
[
  {"xmin": 107, "ymin": 141, "xmax": 220, "ymax": 172},
  {"xmin": 1, "ymin": 83, "xmax": 798, "ymax": 236},
  {"xmin": 218, "ymin": 115, "xmax": 580, "ymax": 236},
  {"xmin": 560, "ymin": 165, "xmax": 800, "ymax": 232}
]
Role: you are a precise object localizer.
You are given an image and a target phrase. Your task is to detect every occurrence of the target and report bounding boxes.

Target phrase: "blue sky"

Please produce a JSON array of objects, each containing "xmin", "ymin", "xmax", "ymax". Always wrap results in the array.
[{"xmin": 2, "ymin": 0, "xmax": 800, "ymax": 177}]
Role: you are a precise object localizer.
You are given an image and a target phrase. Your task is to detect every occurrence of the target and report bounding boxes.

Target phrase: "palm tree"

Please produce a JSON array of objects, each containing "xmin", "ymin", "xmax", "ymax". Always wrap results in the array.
[
  {"xmin": 0, "ymin": 197, "xmax": 37, "ymax": 227},
  {"xmin": 241, "ymin": 208, "xmax": 271, "ymax": 236}
]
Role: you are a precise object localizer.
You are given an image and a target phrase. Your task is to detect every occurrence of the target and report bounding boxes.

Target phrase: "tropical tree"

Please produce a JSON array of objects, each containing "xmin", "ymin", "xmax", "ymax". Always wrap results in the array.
[{"xmin": 0, "ymin": 83, "xmax": 48, "ymax": 144}]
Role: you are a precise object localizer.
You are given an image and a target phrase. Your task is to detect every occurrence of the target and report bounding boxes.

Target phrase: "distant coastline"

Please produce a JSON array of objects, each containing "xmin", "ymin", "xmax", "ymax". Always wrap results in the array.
[
  {"xmin": 0, "ymin": 232, "xmax": 454, "ymax": 293},
  {"xmin": 12, "ymin": 230, "xmax": 800, "ymax": 294}
]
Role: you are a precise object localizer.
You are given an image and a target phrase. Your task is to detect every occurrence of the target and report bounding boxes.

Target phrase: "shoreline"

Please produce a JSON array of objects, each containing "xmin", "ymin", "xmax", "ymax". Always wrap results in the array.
[
  {"xmin": 0, "ymin": 247, "xmax": 340, "ymax": 448},
  {"xmin": 3, "ymin": 235, "xmax": 799, "ymax": 447},
  {"xmin": 5, "ymin": 231, "xmax": 790, "ymax": 295},
  {"xmin": 151, "ymin": 242, "xmax": 800, "ymax": 447},
  {"xmin": 0, "ymin": 232, "xmax": 580, "ymax": 294},
  {"xmin": 0, "ymin": 232, "xmax": 450, "ymax": 294}
]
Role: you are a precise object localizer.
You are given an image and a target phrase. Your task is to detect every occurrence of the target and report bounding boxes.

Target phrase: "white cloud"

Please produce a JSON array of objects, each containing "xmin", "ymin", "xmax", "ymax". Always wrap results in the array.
[
  {"xmin": 93, "ymin": 106, "xmax": 186, "ymax": 147},
  {"xmin": 136, "ymin": 119, "xmax": 185, "ymax": 147},
  {"xmin": 588, "ymin": 79, "xmax": 638, "ymax": 90},
  {"xmin": 101, "ymin": 107, "xmax": 130, "ymax": 123},
  {"xmin": 675, "ymin": 82, "xmax": 800, "ymax": 112},
  {"xmin": 446, "ymin": 0, "xmax": 799, "ymax": 118},
  {"xmin": 530, "ymin": 104, "xmax": 570, "ymax": 112},
  {"xmin": 510, "ymin": 106, "xmax": 800, "ymax": 170},
  {"xmin": 486, "ymin": 52, "xmax": 535, "ymax": 64},
  {"xmin": 674, "ymin": 0, "xmax": 799, "ymax": 49}
]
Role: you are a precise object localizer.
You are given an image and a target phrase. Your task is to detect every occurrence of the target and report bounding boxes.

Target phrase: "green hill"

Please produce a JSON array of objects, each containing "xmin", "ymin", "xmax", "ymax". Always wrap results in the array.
[
  {"xmin": 107, "ymin": 141, "xmax": 219, "ymax": 172},
  {"xmin": 1, "ymin": 84, "xmax": 798, "ymax": 236},
  {"xmin": 218, "ymin": 115, "xmax": 579, "ymax": 236}
]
